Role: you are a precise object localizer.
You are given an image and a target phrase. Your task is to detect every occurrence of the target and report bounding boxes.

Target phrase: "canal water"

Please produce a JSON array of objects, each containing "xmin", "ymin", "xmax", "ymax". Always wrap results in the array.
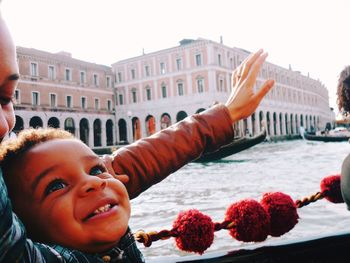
[{"xmin": 128, "ymin": 139, "xmax": 350, "ymax": 261}]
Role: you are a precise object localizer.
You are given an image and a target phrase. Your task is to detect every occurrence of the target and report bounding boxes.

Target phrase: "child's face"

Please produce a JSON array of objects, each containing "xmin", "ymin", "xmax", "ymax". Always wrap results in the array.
[{"xmin": 7, "ymin": 139, "xmax": 130, "ymax": 253}]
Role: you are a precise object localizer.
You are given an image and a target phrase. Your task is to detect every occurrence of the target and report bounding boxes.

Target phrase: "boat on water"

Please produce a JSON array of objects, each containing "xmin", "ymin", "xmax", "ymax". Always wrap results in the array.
[
  {"xmin": 194, "ymin": 128, "xmax": 267, "ymax": 162},
  {"xmin": 301, "ymin": 126, "xmax": 350, "ymax": 142},
  {"xmin": 149, "ymin": 230, "xmax": 350, "ymax": 262}
]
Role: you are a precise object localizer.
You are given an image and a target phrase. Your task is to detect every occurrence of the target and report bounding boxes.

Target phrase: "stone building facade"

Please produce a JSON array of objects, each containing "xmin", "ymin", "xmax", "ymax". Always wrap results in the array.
[
  {"xmin": 112, "ymin": 38, "xmax": 334, "ymax": 142},
  {"xmin": 14, "ymin": 47, "xmax": 115, "ymax": 148}
]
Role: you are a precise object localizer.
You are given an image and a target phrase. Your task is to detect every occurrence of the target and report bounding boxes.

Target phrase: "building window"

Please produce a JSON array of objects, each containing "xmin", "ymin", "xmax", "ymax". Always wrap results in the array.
[
  {"xmin": 119, "ymin": 94, "xmax": 124, "ymax": 105},
  {"xmin": 219, "ymin": 79, "xmax": 224, "ymax": 91},
  {"xmin": 218, "ymin": 54, "xmax": 222, "ymax": 66},
  {"xmin": 131, "ymin": 69, "xmax": 136, "ymax": 79},
  {"xmin": 132, "ymin": 90, "xmax": 137, "ymax": 103},
  {"xmin": 195, "ymin": 54, "xmax": 202, "ymax": 66},
  {"xmin": 31, "ymin": 62, "xmax": 38, "ymax": 76},
  {"xmin": 14, "ymin": 89, "xmax": 20, "ymax": 104},
  {"xmin": 197, "ymin": 78, "xmax": 204, "ymax": 93},
  {"xmin": 160, "ymin": 62, "xmax": 165, "ymax": 74},
  {"xmin": 80, "ymin": 71, "xmax": 86, "ymax": 84},
  {"xmin": 32, "ymin": 91, "xmax": 39, "ymax": 106},
  {"xmin": 145, "ymin": 65, "xmax": 150, "ymax": 77},
  {"xmin": 93, "ymin": 74, "xmax": 99, "ymax": 86},
  {"xmin": 146, "ymin": 87, "xmax": 151, "ymax": 101},
  {"xmin": 161, "ymin": 85, "xmax": 167, "ymax": 98},
  {"xmin": 106, "ymin": 76, "xmax": 111, "ymax": 88},
  {"xmin": 176, "ymin": 58, "xmax": 182, "ymax": 70},
  {"xmin": 65, "ymin": 68, "xmax": 71, "ymax": 81},
  {"xmin": 107, "ymin": 100, "xmax": 112, "ymax": 111},
  {"xmin": 48, "ymin": 65, "xmax": 55, "ymax": 80},
  {"xmin": 177, "ymin": 82, "xmax": 184, "ymax": 96},
  {"xmin": 94, "ymin": 98, "xmax": 100, "ymax": 110},
  {"xmin": 118, "ymin": 72, "xmax": 122, "ymax": 82},
  {"xmin": 66, "ymin": 95, "xmax": 72, "ymax": 108},
  {"xmin": 81, "ymin": 97, "xmax": 87, "ymax": 109},
  {"xmin": 50, "ymin": 93, "xmax": 57, "ymax": 107}
]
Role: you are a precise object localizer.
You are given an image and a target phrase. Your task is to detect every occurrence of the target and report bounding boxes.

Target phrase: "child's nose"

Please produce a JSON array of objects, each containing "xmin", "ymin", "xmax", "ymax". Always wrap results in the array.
[{"xmin": 78, "ymin": 177, "xmax": 107, "ymax": 197}]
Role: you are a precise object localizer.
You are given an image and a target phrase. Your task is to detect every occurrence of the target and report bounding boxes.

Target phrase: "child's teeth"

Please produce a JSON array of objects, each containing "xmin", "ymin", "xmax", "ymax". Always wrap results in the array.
[{"xmin": 94, "ymin": 204, "xmax": 111, "ymax": 214}]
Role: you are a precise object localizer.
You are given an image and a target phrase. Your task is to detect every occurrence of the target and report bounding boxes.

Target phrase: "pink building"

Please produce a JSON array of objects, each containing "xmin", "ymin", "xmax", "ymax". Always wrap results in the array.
[
  {"xmin": 112, "ymin": 38, "xmax": 332, "ymax": 143},
  {"xmin": 15, "ymin": 47, "xmax": 115, "ymax": 148}
]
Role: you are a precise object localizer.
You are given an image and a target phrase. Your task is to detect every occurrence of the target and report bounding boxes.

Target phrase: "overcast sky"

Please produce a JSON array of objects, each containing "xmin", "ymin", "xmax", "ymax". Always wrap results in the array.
[{"xmin": 3, "ymin": 0, "xmax": 349, "ymax": 111}]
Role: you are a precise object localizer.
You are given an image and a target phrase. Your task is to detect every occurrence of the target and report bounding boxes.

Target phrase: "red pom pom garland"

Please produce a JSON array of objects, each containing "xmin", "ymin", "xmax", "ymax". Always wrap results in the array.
[
  {"xmin": 172, "ymin": 209, "xmax": 214, "ymax": 254},
  {"xmin": 260, "ymin": 192, "xmax": 299, "ymax": 237},
  {"xmin": 225, "ymin": 199, "xmax": 270, "ymax": 242},
  {"xmin": 134, "ymin": 174, "xmax": 345, "ymax": 254}
]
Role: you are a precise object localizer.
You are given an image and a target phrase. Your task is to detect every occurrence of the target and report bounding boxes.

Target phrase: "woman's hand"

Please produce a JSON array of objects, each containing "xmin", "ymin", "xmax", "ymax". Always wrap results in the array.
[
  {"xmin": 101, "ymin": 154, "xmax": 129, "ymax": 184},
  {"xmin": 225, "ymin": 49, "xmax": 275, "ymax": 123}
]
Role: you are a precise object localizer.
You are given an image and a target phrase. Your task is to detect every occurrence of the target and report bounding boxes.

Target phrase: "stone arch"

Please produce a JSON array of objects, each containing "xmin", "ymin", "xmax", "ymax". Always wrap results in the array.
[
  {"xmin": 48, "ymin": 117, "xmax": 60, "ymax": 128},
  {"xmin": 13, "ymin": 115, "xmax": 24, "ymax": 134},
  {"xmin": 259, "ymin": 111, "xmax": 264, "ymax": 132},
  {"xmin": 145, "ymin": 115, "xmax": 155, "ymax": 136},
  {"xmin": 29, "ymin": 116, "xmax": 43, "ymax": 128},
  {"xmin": 118, "ymin": 119, "xmax": 127, "ymax": 143},
  {"xmin": 132, "ymin": 117, "xmax": 141, "ymax": 141},
  {"xmin": 195, "ymin": 108, "xmax": 206, "ymax": 114},
  {"xmin": 93, "ymin": 119, "xmax": 102, "ymax": 147},
  {"xmin": 106, "ymin": 119, "xmax": 114, "ymax": 146},
  {"xmin": 160, "ymin": 113, "xmax": 171, "ymax": 129},
  {"xmin": 80, "ymin": 118, "xmax": 89, "ymax": 145},
  {"xmin": 64, "ymin": 117, "xmax": 75, "ymax": 135},
  {"xmin": 176, "ymin": 111, "xmax": 188, "ymax": 122}
]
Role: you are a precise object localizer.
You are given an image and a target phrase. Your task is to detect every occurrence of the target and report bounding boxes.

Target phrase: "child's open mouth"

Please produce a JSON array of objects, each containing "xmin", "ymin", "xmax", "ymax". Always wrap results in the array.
[{"xmin": 84, "ymin": 203, "xmax": 117, "ymax": 221}]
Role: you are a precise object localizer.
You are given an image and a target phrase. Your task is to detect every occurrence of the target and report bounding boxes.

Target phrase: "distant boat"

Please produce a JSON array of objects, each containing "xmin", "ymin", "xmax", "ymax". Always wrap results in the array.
[
  {"xmin": 194, "ymin": 128, "xmax": 267, "ymax": 162},
  {"xmin": 301, "ymin": 126, "xmax": 350, "ymax": 142}
]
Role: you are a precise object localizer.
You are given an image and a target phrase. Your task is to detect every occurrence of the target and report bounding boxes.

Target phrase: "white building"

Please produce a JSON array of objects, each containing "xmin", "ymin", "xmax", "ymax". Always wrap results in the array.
[{"xmin": 112, "ymin": 38, "xmax": 333, "ymax": 142}]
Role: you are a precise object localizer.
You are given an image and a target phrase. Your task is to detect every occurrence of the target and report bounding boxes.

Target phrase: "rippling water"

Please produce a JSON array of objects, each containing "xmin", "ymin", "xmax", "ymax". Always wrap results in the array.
[{"xmin": 128, "ymin": 139, "xmax": 350, "ymax": 261}]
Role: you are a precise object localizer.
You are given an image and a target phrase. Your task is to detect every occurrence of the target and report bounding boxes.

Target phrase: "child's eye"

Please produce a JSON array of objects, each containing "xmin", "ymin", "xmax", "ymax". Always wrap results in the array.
[
  {"xmin": 90, "ymin": 165, "xmax": 106, "ymax": 176},
  {"xmin": 45, "ymin": 179, "xmax": 67, "ymax": 196}
]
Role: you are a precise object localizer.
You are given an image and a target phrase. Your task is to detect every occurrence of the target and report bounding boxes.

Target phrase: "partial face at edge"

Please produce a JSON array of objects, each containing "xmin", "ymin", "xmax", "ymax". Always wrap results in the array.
[
  {"xmin": 0, "ymin": 15, "xmax": 18, "ymax": 140},
  {"xmin": 7, "ymin": 139, "xmax": 131, "ymax": 253}
]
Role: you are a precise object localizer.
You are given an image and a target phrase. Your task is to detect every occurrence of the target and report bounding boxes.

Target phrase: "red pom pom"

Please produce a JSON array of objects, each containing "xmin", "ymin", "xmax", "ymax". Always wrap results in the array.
[
  {"xmin": 320, "ymin": 175, "xmax": 344, "ymax": 203},
  {"xmin": 225, "ymin": 199, "xmax": 270, "ymax": 242},
  {"xmin": 260, "ymin": 192, "xmax": 299, "ymax": 237},
  {"xmin": 172, "ymin": 209, "xmax": 214, "ymax": 254}
]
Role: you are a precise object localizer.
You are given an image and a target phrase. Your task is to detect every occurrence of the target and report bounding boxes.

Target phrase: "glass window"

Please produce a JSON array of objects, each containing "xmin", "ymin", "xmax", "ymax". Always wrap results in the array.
[
  {"xmin": 66, "ymin": 95, "xmax": 72, "ymax": 108},
  {"xmin": 119, "ymin": 94, "xmax": 124, "ymax": 105},
  {"xmin": 50, "ymin": 93, "xmax": 57, "ymax": 107},
  {"xmin": 177, "ymin": 83, "xmax": 184, "ymax": 96},
  {"xmin": 160, "ymin": 62, "xmax": 165, "ymax": 74},
  {"xmin": 118, "ymin": 72, "xmax": 122, "ymax": 82},
  {"xmin": 131, "ymin": 69, "xmax": 136, "ymax": 79},
  {"xmin": 218, "ymin": 54, "xmax": 222, "ymax": 66},
  {"xmin": 132, "ymin": 90, "xmax": 137, "ymax": 103},
  {"xmin": 65, "ymin": 69, "xmax": 71, "ymax": 81},
  {"xmin": 48, "ymin": 66, "xmax": 55, "ymax": 80},
  {"xmin": 80, "ymin": 71, "xmax": 86, "ymax": 84},
  {"xmin": 94, "ymin": 98, "xmax": 99, "ymax": 110},
  {"xmin": 31, "ymin": 63, "xmax": 38, "ymax": 76},
  {"xmin": 146, "ymin": 87, "xmax": 151, "ymax": 101},
  {"xmin": 14, "ymin": 89, "xmax": 20, "ymax": 104},
  {"xmin": 197, "ymin": 79, "xmax": 204, "ymax": 93},
  {"xmin": 161, "ymin": 85, "xmax": 167, "ymax": 98},
  {"xmin": 145, "ymin": 65, "xmax": 150, "ymax": 77},
  {"xmin": 32, "ymin": 92, "xmax": 39, "ymax": 106},
  {"xmin": 176, "ymin": 58, "xmax": 182, "ymax": 70},
  {"xmin": 195, "ymin": 54, "xmax": 202, "ymax": 66},
  {"xmin": 93, "ymin": 74, "xmax": 99, "ymax": 86},
  {"xmin": 106, "ymin": 76, "xmax": 111, "ymax": 88},
  {"xmin": 107, "ymin": 100, "xmax": 112, "ymax": 111},
  {"xmin": 81, "ymin": 97, "xmax": 87, "ymax": 109}
]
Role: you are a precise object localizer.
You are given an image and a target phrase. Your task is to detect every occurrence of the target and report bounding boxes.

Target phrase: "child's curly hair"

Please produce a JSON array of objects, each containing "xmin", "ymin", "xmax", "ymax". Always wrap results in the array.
[
  {"xmin": 0, "ymin": 128, "xmax": 75, "ymax": 170},
  {"xmin": 337, "ymin": 66, "xmax": 350, "ymax": 116}
]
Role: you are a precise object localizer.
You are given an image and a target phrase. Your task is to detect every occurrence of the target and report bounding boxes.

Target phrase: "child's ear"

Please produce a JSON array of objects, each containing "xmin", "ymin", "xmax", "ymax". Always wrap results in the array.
[{"xmin": 100, "ymin": 154, "xmax": 129, "ymax": 184}]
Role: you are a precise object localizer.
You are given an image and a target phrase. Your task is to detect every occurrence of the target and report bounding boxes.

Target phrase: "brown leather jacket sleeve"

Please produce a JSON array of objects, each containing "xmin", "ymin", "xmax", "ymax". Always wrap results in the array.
[{"xmin": 111, "ymin": 104, "xmax": 234, "ymax": 199}]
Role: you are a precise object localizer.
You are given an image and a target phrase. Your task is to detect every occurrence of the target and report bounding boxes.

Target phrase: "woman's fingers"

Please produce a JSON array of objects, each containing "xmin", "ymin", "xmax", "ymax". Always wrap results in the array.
[
  {"xmin": 246, "ymin": 52, "xmax": 268, "ymax": 87},
  {"xmin": 239, "ymin": 49, "xmax": 264, "ymax": 82},
  {"xmin": 255, "ymin": 79, "xmax": 275, "ymax": 102}
]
